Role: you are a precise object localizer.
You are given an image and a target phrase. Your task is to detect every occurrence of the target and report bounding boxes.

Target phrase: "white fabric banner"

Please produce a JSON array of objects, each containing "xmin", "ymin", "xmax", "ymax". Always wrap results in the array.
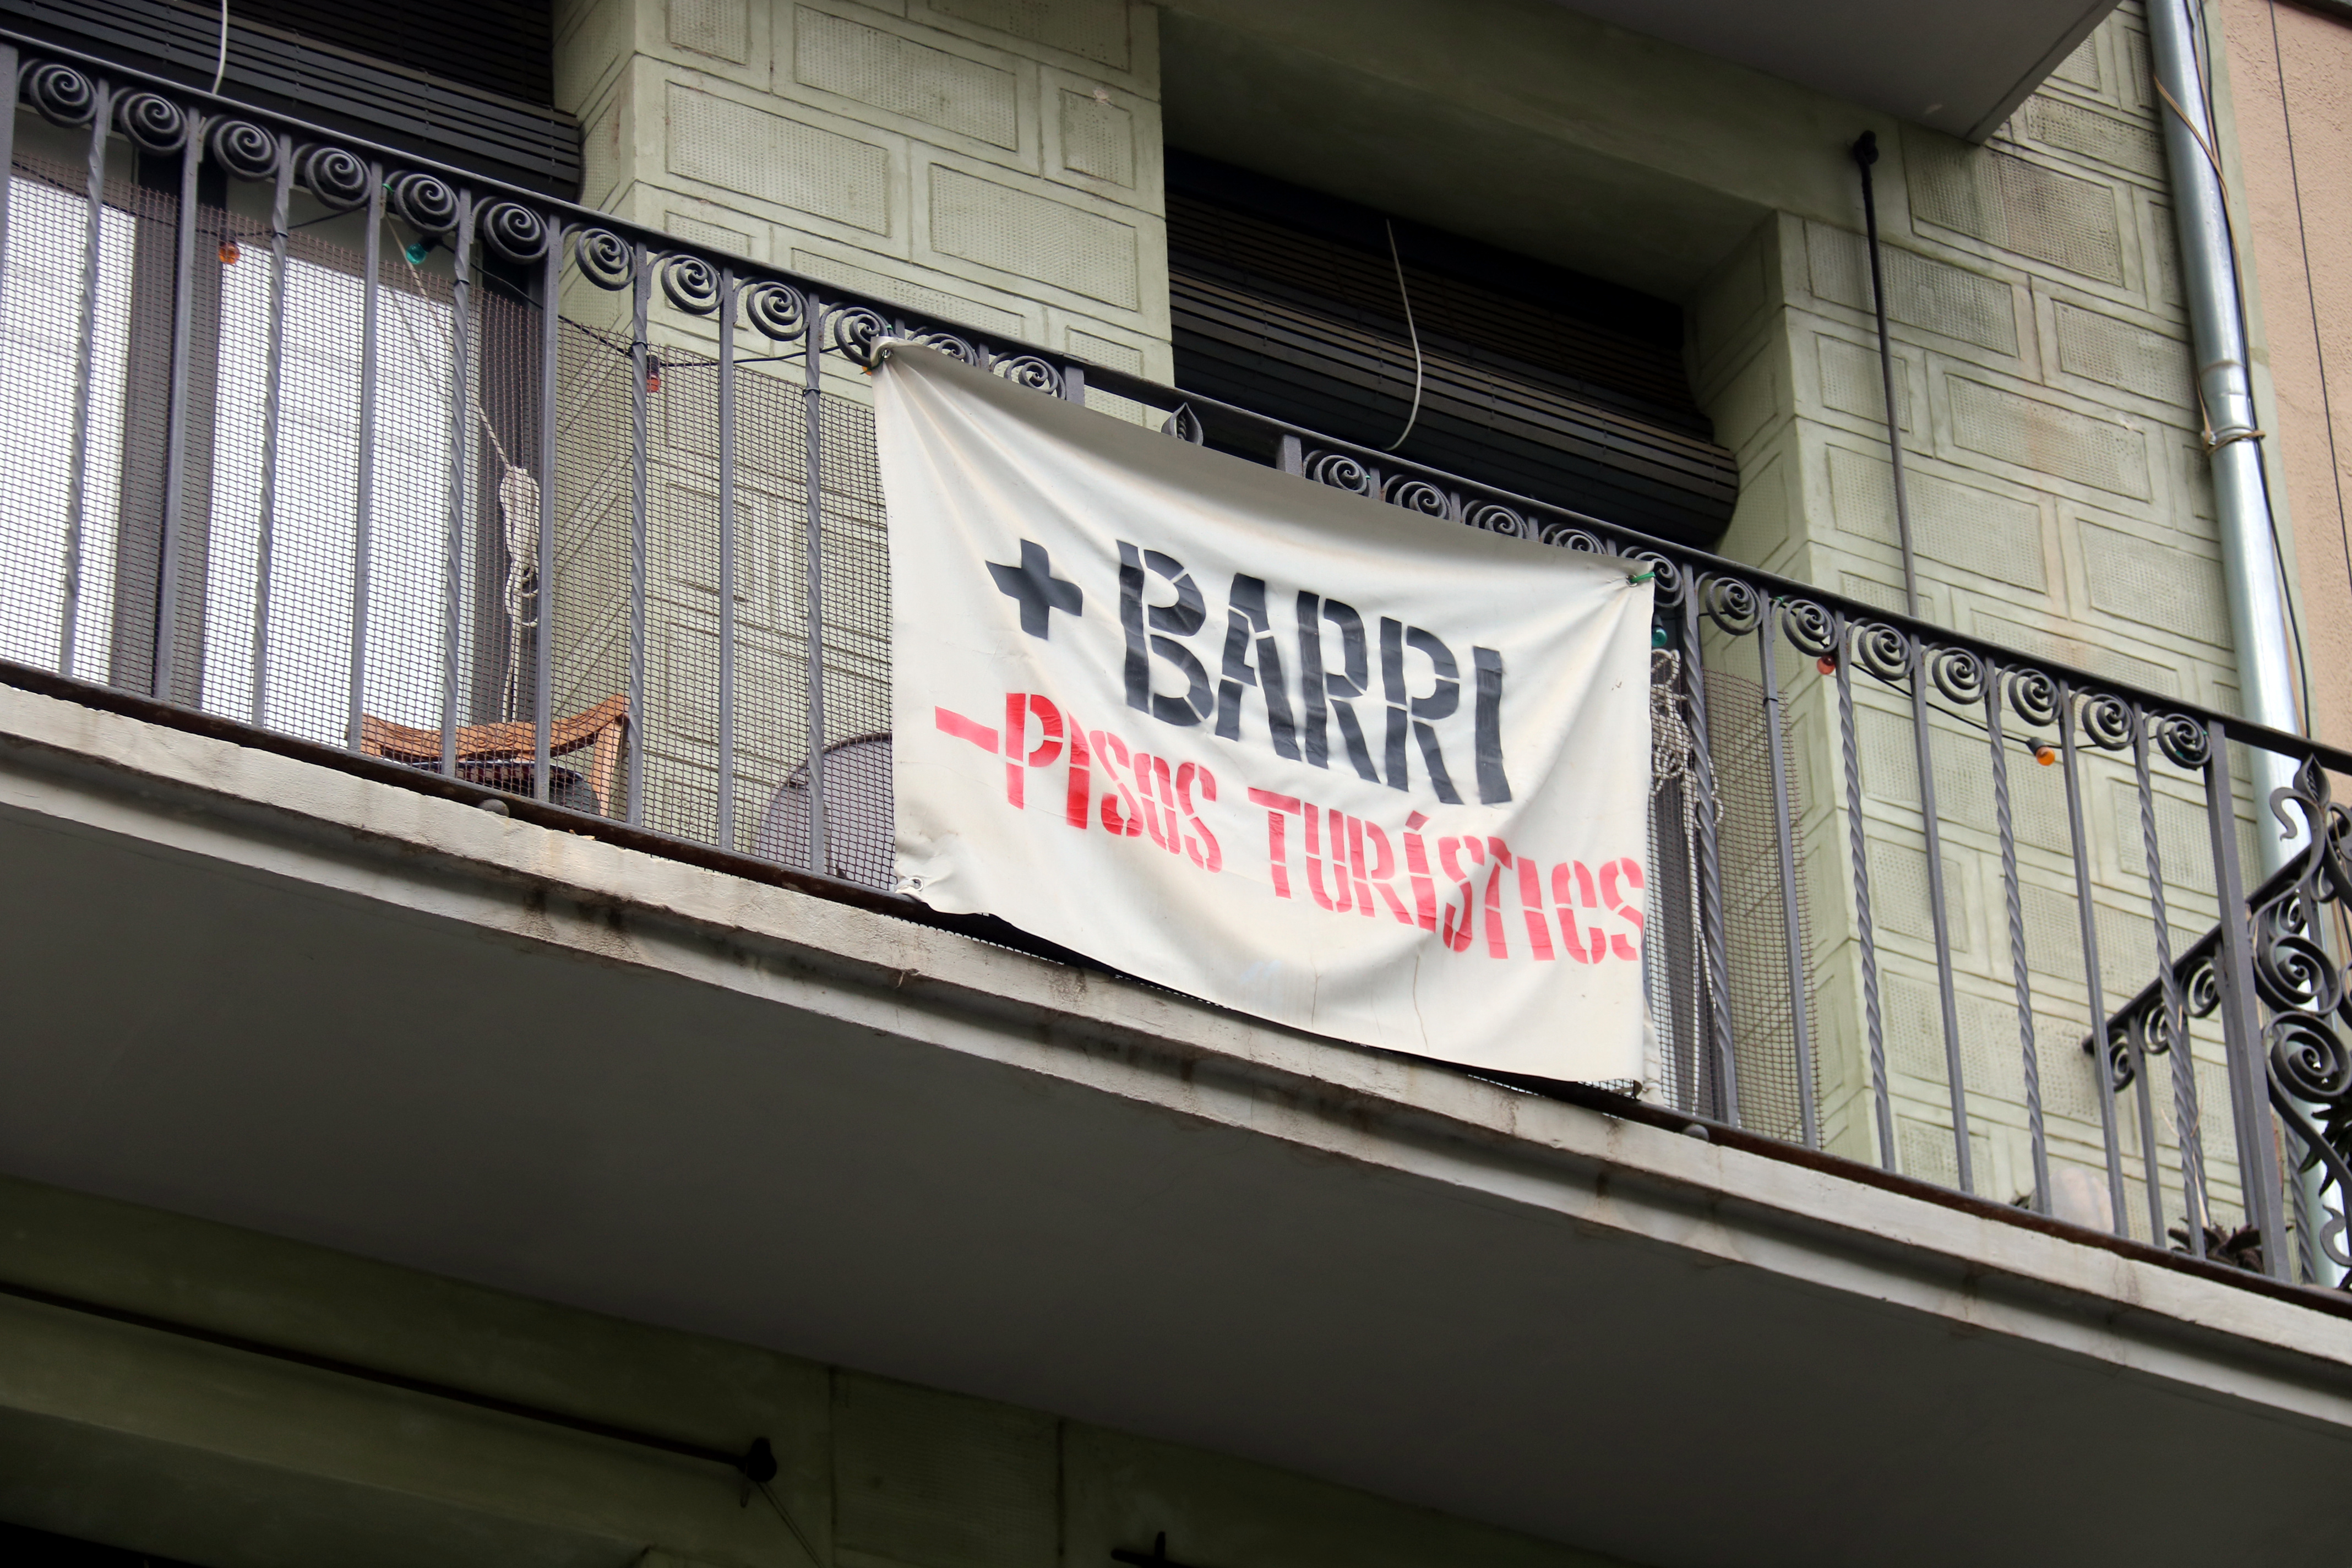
[{"xmin": 877, "ymin": 344, "xmax": 1654, "ymax": 1084}]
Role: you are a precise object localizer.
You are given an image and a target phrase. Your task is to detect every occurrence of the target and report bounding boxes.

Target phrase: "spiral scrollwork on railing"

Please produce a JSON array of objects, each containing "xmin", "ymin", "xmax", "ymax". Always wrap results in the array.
[
  {"xmin": 1926, "ymin": 645, "xmax": 1986, "ymax": 706},
  {"xmin": 388, "ymin": 171, "xmax": 460, "ymax": 236},
  {"xmin": 1161, "ymin": 404, "xmax": 1205, "ymax": 444},
  {"xmin": 993, "ymin": 354, "xmax": 1063, "ymax": 395},
  {"xmin": 2078, "ymin": 690, "xmax": 2133, "ymax": 752},
  {"xmin": 1466, "ymin": 500, "xmax": 1527, "ymax": 538},
  {"xmin": 2005, "ymin": 666, "xmax": 2060, "ymax": 729},
  {"xmin": 2185, "ymin": 954, "xmax": 2222, "ymax": 1020},
  {"xmin": 1384, "ymin": 473, "xmax": 1449, "ymax": 516},
  {"xmin": 207, "ymin": 119, "xmax": 279, "ymax": 181},
  {"xmin": 1630, "ymin": 551, "xmax": 1683, "ymax": 608},
  {"xmin": 296, "ymin": 144, "xmax": 369, "ymax": 208},
  {"xmin": 829, "ymin": 306, "xmax": 891, "ymax": 366},
  {"xmin": 1852, "ymin": 620, "xmax": 1911, "ymax": 684},
  {"xmin": 2271, "ymin": 1011, "xmax": 2352, "ymax": 1103},
  {"xmin": 1778, "ymin": 598, "xmax": 1838, "ymax": 662},
  {"xmin": 906, "ymin": 326, "xmax": 981, "ymax": 366},
  {"xmin": 742, "ymin": 279, "xmax": 808, "ymax": 341},
  {"xmin": 2255, "ymin": 894, "xmax": 2340, "ymax": 1019},
  {"xmin": 2100, "ymin": 1017, "xmax": 2141, "ymax": 1092},
  {"xmin": 26, "ymin": 62, "xmax": 97, "ymax": 128},
  {"xmin": 481, "ymin": 201, "xmax": 553, "ymax": 265},
  {"xmin": 1698, "ymin": 573, "xmax": 1760, "ymax": 636},
  {"xmin": 2140, "ymin": 990, "xmax": 2181, "ymax": 1061},
  {"xmin": 570, "ymin": 228, "xmax": 634, "ymax": 292},
  {"xmin": 1304, "ymin": 450, "xmax": 1371, "ymax": 495},
  {"xmin": 2155, "ymin": 710, "xmax": 2210, "ymax": 770},
  {"xmin": 1536, "ymin": 519, "xmax": 1604, "ymax": 552},
  {"xmin": 657, "ymin": 252, "xmax": 720, "ymax": 316},
  {"xmin": 116, "ymin": 91, "xmax": 188, "ymax": 155},
  {"xmin": 2231, "ymin": 755, "xmax": 2352, "ymax": 1262}
]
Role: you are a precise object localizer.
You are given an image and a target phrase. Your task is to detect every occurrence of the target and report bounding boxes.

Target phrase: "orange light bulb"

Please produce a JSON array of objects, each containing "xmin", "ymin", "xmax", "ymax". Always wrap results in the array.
[
  {"xmin": 2033, "ymin": 743, "xmax": 2057, "ymax": 767},
  {"xmin": 218, "ymin": 237, "xmax": 242, "ymax": 266},
  {"xmin": 1817, "ymin": 655, "xmax": 1837, "ymax": 676}
]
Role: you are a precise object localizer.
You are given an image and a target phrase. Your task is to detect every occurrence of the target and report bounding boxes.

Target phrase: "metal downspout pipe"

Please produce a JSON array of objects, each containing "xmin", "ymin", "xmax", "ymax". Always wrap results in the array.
[
  {"xmin": 2147, "ymin": 0, "xmax": 2301, "ymax": 824},
  {"xmin": 2146, "ymin": 0, "xmax": 2322, "ymax": 1278}
]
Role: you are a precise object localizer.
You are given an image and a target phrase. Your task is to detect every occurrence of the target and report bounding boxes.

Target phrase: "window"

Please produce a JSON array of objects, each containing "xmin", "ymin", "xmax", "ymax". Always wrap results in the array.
[{"xmin": 1167, "ymin": 153, "xmax": 1737, "ymax": 548}]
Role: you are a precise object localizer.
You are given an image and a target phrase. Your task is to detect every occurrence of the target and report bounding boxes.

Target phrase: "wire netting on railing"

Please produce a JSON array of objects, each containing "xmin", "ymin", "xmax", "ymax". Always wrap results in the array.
[{"xmin": 8, "ymin": 35, "xmax": 2352, "ymax": 1294}]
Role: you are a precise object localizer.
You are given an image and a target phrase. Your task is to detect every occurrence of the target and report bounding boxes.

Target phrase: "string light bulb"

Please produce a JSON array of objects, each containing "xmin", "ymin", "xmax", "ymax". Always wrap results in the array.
[
  {"xmin": 1817, "ymin": 655, "xmax": 1838, "ymax": 676},
  {"xmin": 646, "ymin": 358, "xmax": 662, "ymax": 394},
  {"xmin": 403, "ymin": 239, "xmax": 432, "ymax": 266},
  {"xmin": 2033, "ymin": 743, "xmax": 2058, "ymax": 767},
  {"xmin": 218, "ymin": 236, "xmax": 241, "ymax": 265}
]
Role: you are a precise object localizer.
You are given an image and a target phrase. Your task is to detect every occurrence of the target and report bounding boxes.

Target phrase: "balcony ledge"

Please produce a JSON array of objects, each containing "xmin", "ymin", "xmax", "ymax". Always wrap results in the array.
[{"xmin": 1, "ymin": 679, "xmax": 2349, "ymax": 1567}]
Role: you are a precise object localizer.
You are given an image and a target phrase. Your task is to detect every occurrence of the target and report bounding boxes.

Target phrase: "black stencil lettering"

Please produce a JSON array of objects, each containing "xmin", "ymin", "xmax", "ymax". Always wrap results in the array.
[
  {"xmin": 1216, "ymin": 575, "xmax": 1299, "ymax": 757},
  {"xmin": 1296, "ymin": 591, "xmax": 1327, "ymax": 767},
  {"xmin": 1119, "ymin": 542, "xmax": 1211, "ymax": 726},
  {"xmin": 1318, "ymin": 598, "xmax": 1381, "ymax": 783},
  {"xmin": 1119, "ymin": 542, "xmax": 1149, "ymax": 714},
  {"xmin": 1473, "ymin": 645, "xmax": 1511, "ymax": 804},
  {"xmin": 1379, "ymin": 617, "xmax": 1409, "ymax": 790},
  {"xmin": 1405, "ymin": 625, "xmax": 1462, "ymax": 805}
]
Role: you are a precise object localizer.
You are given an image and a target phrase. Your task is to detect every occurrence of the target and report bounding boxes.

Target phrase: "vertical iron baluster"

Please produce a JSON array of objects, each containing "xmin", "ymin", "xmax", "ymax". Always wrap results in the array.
[
  {"xmin": 1836, "ymin": 615, "xmax": 1894, "ymax": 1168},
  {"xmin": 1757, "ymin": 604, "xmax": 1819, "ymax": 1147},
  {"xmin": 800, "ymin": 303, "xmax": 831, "ymax": 878},
  {"xmin": 627, "ymin": 243, "xmax": 649, "ymax": 826},
  {"xmin": 60, "ymin": 81, "xmax": 113, "ymax": 679},
  {"xmin": 347, "ymin": 164, "xmax": 383, "ymax": 749},
  {"xmin": 439, "ymin": 195, "xmax": 475, "ymax": 779},
  {"xmin": 715, "ymin": 268, "xmax": 739, "ymax": 848},
  {"xmin": 249, "ymin": 134, "xmax": 290, "ymax": 727},
  {"xmin": 2115, "ymin": 716, "xmax": 2167, "ymax": 1243},
  {"xmin": 1681, "ymin": 588, "xmax": 1739, "ymax": 1125},
  {"xmin": 151, "ymin": 106, "xmax": 207, "ymax": 702},
  {"xmin": 2127, "ymin": 1004, "xmax": 2169, "ymax": 1247},
  {"xmin": 1985, "ymin": 664, "xmax": 2050, "ymax": 1212},
  {"xmin": 2135, "ymin": 707, "xmax": 2207, "ymax": 1254},
  {"xmin": 1908, "ymin": 640, "xmax": 1973, "ymax": 1191},
  {"xmin": 532, "ymin": 223, "xmax": 560, "ymax": 803},
  {"xmin": 0, "ymin": 46, "xmax": 19, "ymax": 326},
  {"xmin": 2203, "ymin": 733, "xmax": 2291, "ymax": 1275},
  {"xmin": 1278, "ymin": 434, "xmax": 1304, "ymax": 476},
  {"xmin": 2059, "ymin": 686, "xmax": 2131, "ymax": 1233},
  {"xmin": 1060, "ymin": 359, "xmax": 1085, "ymax": 405}
]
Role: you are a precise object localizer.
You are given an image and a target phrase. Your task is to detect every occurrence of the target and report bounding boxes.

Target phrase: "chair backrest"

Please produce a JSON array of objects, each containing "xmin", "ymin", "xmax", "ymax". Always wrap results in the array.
[
  {"xmin": 360, "ymin": 695, "xmax": 631, "ymax": 814},
  {"xmin": 754, "ymin": 733, "xmax": 894, "ymax": 887}
]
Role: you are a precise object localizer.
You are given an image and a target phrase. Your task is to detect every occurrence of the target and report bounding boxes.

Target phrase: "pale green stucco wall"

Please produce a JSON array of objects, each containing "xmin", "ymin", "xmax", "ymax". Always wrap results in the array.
[
  {"xmin": 554, "ymin": 0, "xmax": 1172, "ymax": 380},
  {"xmin": 1687, "ymin": 4, "xmax": 2245, "ymax": 1224}
]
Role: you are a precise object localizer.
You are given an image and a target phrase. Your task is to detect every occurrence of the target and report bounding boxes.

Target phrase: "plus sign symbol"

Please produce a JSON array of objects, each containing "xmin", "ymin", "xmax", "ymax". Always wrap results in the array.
[{"xmin": 987, "ymin": 539, "xmax": 1083, "ymax": 639}]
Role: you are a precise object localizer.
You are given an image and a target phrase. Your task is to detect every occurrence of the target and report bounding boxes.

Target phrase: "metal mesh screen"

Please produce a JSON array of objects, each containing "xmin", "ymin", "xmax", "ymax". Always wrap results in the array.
[{"xmin": 1705, "ymin": 664, "xmax": 1822, "ymax": 1143}]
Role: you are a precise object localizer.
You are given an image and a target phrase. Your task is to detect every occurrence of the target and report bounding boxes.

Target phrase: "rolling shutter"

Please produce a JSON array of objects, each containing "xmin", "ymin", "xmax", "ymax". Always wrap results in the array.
[{"xmin": 1168, "ymin": 153, "xmax": 1736, "ymax": 548}]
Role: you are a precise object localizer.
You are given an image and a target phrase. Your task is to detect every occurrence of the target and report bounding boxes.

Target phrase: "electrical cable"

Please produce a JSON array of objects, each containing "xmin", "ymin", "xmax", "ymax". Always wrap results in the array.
[
  {"xmin": 209, "ymin": 0, "xmax": 229, "ymax": 95},
  {"xmin": 1379, "ymin": 216, "xmax": 1424, "ymax": 453},
  {"xmin": 754, "ymin": 1477, "xmax": 825, "ymax": 1568}
]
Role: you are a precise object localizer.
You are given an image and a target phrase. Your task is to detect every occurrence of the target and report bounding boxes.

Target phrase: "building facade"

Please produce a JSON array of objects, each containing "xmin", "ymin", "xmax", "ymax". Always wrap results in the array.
[{"xmin": 3, "ymin": 0, "xmax": 2352, "ymax": 1564}]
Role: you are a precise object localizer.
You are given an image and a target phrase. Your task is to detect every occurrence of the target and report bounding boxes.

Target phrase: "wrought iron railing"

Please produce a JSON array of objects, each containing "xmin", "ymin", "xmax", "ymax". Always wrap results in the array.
[{"xmin": 4, "ymin": 34, "xmax": 2350, "ymax": 1293}]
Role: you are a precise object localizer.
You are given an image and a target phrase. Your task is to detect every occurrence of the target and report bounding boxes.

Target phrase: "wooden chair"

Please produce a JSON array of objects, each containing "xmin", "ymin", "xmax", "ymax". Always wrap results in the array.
[{"xmin": 360, "ymin": 695, "xmax": 630, "ymax": 814}]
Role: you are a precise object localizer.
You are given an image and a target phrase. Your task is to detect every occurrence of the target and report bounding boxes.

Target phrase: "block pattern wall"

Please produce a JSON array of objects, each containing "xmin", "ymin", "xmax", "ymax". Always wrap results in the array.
[
  {"xmin": 543, "ymin": 0, "xmax": 1167, "ymax": 855},
  {"xmin": 553, "ymin": 0, "xmax": 1169, "ymax": 375},
  {"xmin": 1689, "ymin": 2, "xmax": 2247, "ymax": 1235}
]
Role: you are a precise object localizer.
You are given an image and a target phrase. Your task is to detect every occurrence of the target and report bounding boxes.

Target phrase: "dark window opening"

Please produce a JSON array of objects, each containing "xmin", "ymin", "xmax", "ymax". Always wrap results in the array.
[{"xmin": 1167, "ymin": 151, "xmax": 1737, "ymax": 549}]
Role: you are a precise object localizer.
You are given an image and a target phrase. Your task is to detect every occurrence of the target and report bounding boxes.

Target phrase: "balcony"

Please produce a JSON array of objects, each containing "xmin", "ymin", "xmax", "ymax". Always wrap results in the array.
[{"xmin": 2, "ymin": 36, "xmax": 2352, "ymax": 1568}]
